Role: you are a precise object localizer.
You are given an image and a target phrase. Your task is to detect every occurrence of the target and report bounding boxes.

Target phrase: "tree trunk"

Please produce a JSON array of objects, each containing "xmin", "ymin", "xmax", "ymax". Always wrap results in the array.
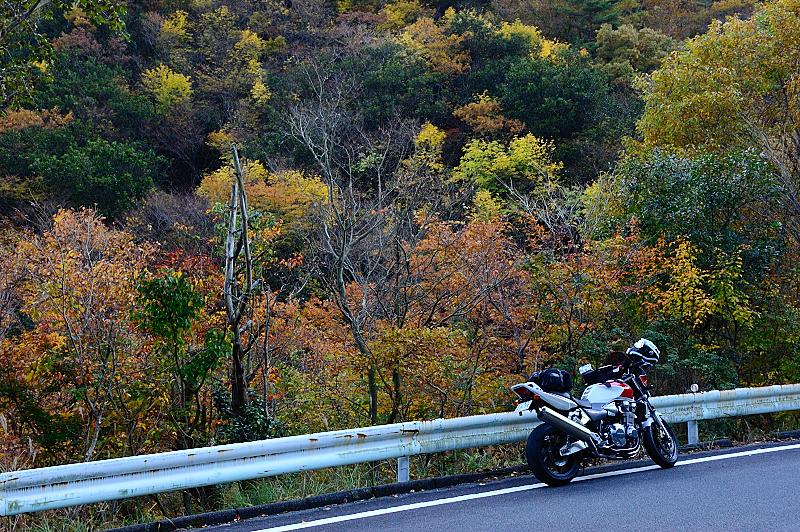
[
  {"xmin": 389, "ymin": 367, "xmax": 402, "ymax": 423},
  {"xmin": 231, "ymin": 340, "xmax": 247, "ymax": 414},
  {"xmin": 368, "ymin": 365, "xmax": 378, "ymax": 424}
]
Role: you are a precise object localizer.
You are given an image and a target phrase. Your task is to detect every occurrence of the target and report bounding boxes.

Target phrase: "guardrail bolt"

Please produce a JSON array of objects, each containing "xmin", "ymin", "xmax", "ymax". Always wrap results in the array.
[{"xmin": 397, "ymin": 456, "xmax": 410, "ymax": 483}]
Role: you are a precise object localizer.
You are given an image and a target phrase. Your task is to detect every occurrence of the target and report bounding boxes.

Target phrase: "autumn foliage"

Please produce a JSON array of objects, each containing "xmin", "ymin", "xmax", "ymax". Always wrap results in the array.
[{"xmin": 1, "ymin": 1, "xmax": 799, "ymax": 525}]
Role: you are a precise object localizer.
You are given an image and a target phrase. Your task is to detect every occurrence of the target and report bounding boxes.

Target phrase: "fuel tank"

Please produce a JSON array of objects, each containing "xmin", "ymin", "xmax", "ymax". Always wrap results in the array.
[{"xmin": 582, "ymin": 381, "xmax": 633, "ymax": 405}]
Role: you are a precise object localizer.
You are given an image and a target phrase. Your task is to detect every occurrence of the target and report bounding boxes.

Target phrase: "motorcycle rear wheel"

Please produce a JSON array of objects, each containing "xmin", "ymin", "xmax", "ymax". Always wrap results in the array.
[
  {"xmin": 526, "ymin": 424, "xmax": 582, "ymax": 486},
  {"xmin": 643, "ymin": 416, "xmax": 678, "ymax": 468}
]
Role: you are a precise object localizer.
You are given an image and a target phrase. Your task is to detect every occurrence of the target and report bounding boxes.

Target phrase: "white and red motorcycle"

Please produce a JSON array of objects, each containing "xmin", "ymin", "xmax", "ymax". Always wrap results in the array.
[{"xmin": 511, "ymin": 339, "xmax": 678, "ymax": 486}]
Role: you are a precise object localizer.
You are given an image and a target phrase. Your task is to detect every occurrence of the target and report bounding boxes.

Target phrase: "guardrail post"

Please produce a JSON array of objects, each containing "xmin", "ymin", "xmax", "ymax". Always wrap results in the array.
[
  {"xmin": 397, "ymin": 456, "xmax": 410, "ymax": 483},
  {"xmin": 687, "ymin": 420, "xmax": 699, "ymax": 445}
]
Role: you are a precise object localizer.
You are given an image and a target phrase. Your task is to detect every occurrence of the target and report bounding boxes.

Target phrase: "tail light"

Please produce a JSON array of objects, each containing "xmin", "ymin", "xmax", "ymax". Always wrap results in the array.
[{"xmin": 513, "ymin": 387, "xmax": 535, "ymax": 400}]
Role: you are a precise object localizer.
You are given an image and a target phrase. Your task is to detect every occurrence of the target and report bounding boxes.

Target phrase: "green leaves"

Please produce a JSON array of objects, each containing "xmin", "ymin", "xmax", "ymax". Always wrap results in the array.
[
  {"xmin": 500, "ymin": 52, "xmax": 611, "ymax": 140},
  {"xmin": 618, "ymin": 149, "xmax": 780, "ymax": 266},
  {"xmin": 33, "ymin": 138, "xmax": 163, "ymax": 218},
  {"xmin": 135, "ymin": 271, "xmax": 225, "ymax": 389},
  {"xmin": 0, "ymin": 1, "xmax": 127, "ymax": 109},
  {"xmin": 454, "ymin": 134, "xmax": 562, "ymax": 194},
  {"xmin": 135, "ymin": 272, "xmax": 203, "ymax": 346}
]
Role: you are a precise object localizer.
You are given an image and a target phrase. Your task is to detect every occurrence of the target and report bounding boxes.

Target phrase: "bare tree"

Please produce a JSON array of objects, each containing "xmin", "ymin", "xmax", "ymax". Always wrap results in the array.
[
  {"xmin": 286, "ymin": 54, "xmax": 445, "ymax": 423},
  {"xmin": 224, "ymin": 145, "xmax": 255, "ymax": 414}
]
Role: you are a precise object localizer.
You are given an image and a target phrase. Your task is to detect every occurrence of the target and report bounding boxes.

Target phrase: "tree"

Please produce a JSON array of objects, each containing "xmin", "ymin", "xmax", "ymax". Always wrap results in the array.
[
  {"xmin": 453, "ymin": 91, "xmax": 525, "ymax": 138},
  {"xmin": 7, "ymin": 208, "xmax": 150, "ymax": 462},
  {"xmin": 629, "ymin": 0, "xmax": 757, "ymax": 39},
  {"xmin": 135, "ymin": 271, "xmax": 226, "ymax": 451},
  {"xmin": 141, "ymin": 64, "xmax": 193, "ymax": 111},
  {"xmin": 491, "ymin": 0, "xmax": 629, "ymax": 45},
  {"xmin": 0, "ymin": 0, "xmax": 126, "ymax": 109},
  {"xmin": 286, "ymin": 56, "xmax": 445, "ymax": 423},
  {"xmin": 33, "ymin": 138, "xmax": 165, "ymax": 218},
  {"xmin": 637, "ymin": 0, "xmax": 800, "ymax": 243},
  {"xmin": 454, "ymin": 133, "xmax": 562, "ymax": 195},
  {"xmin": 223, "ymin": 146, "xmax": 256, "ymax": 415},
  {"xmin": 594, "ymin": 23, "xmax": 675, "ymax": 85},
  {"xmin": 617, "ymin": 148, "xmax": 781, "ymax": 269},
  {"xmin": 500, "ymin": 52, "xmax": 611, "ymax": 141}
]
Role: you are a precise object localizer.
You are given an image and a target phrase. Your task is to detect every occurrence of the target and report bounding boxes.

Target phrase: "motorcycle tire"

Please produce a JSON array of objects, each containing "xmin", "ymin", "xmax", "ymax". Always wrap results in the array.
[
  {"xmin": 643, "ymin": 416, "xmax": 679, "ymax": 468},
  {"xmin": 526, "ymin": 424, "xmax": 582, "ymax": 486}
]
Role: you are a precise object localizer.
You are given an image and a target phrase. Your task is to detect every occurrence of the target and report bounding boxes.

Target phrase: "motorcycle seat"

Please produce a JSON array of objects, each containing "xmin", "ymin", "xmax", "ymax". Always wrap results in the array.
[
  {"xmin": 584, "ymin": 408, "xmax": 609, "ymax": 421},
  {"xmin": 573, "ymin": 397, "xmax": 593, "ymax": 409}
]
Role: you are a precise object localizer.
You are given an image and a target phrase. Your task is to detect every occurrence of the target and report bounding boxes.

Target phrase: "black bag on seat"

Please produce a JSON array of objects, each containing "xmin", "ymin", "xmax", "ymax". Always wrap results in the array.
[
  {"xmin": 581, "ymin": 365, "xmax": 616, "ymax": 386},
  {"xmin": 529, "ymin": 368, "xmax": 573, "ymax": 393}
]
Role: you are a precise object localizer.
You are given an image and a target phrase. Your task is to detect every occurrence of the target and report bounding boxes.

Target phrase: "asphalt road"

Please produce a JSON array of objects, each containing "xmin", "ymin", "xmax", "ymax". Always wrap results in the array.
[{"xmin": 202, "ymin": 443, "xmax": 800, "ymax": 532}]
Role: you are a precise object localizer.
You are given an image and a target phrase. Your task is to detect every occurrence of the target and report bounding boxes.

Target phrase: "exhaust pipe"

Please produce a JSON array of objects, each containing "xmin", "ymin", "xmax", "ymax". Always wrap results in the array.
[{"xmin": 537, "ymin": 407, "xmax": 599, "ymax": 448}]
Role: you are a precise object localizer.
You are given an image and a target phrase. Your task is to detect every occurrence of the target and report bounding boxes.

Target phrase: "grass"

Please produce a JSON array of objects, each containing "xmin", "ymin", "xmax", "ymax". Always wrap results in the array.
[
  {"xmin": 0, "ymin": 444, "xmax": 525, "ymax": 532},
  {"xmin": 3, "ymin": 413, "xmax": 798, "ymax": 531}
]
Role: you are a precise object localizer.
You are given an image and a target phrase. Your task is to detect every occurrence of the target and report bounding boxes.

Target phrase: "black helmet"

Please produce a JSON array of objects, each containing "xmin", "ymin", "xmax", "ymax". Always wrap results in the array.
[{"xmin": 626, "ymin": 338, "xmax": 660, "ymax": 365}]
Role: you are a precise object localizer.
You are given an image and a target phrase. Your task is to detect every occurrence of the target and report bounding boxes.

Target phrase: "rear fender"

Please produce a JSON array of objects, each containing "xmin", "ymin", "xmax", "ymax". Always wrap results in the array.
[{"xmin": 510, "ymin": 382, "xmax": 577, "ymax": 411}]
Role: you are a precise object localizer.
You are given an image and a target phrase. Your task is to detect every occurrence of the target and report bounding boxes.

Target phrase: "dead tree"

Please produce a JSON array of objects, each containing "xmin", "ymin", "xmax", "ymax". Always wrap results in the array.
[{"xmin": 224, "ymin": 145, "xmax": 254, "ymax": 415}]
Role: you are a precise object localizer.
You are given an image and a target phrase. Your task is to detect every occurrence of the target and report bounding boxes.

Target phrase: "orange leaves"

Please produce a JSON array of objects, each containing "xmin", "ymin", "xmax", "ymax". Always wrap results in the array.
[
  {"xmin": 4, "ymin": 208, "xmax": 157, "ymax": 461},
  {"xmin": 453, "ymin": 92, "xmax": 525, "ymax": 138},
  {"xmin": 0, "ymin": 107, "xmax": 73, "ymax": 134},
  {"xmin": 16, "ymin": 208, "xmax": 150, "ymax": 327},
  {"xmin": 198, "ymin": 161, "xmax": 327, "ymax": 234}
]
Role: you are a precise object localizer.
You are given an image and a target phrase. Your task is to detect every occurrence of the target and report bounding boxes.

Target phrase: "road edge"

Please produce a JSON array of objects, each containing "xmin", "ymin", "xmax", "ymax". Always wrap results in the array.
[{"xmin": 111, "ymin": 436, "xmax": 800, "ymax": 532}]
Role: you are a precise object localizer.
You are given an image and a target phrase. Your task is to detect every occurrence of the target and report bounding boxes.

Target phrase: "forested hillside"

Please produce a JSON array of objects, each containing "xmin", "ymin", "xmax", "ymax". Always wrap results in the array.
[{"xmin": 1, "ymin": 0, "xmax": 799, "ymax": 513}]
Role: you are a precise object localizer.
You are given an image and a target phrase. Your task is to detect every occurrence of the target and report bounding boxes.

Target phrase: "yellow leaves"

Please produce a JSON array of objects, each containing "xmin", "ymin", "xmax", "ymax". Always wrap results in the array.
[
  {"xmin": 507, "ymin": 135, "xmax": 562, "ymax": 174},
  {"xmin": 141, "ymin": 64, "xmax": 193, "ymax": 110},
  {"xmin": 198, "ymin": 161, "xmax": 327, "ymax": 231},
  {"xmin": 498, "ymin": 20, "xmax": 543, "ymax": 45},
  {"xmin": 496, "ymin": 20, "xmax": 566, "ymax": 60},
  {"xmin": 206, "ymin": 128, "xmax": 234, "ymax": 159},
  {"xmin": 454, "ymin": 134, "xmax": 562, "ymax": 191},
  {"xmin": 379, "ymin": 0, "xmax": 432, "ymax": 30},
  {"xmin": 64, "ymin": 6, "xmax": 93, "ymax": 28},
  {"xmin": 404, "ymin": 122, "xmax": 447, "ymax": 174},
  {"xmin": 251, "ymin": 78, "xmax": 272, "ymax": 104},
  {"xmin": 644, "ymin": 238, "xmax": 757, "ymax": 329},
  {"xmin": 161, "ymin": 10, "xmax": 189, "ymax": 42},
  {"xmin": 259, "ymin": 170, "xmax": 328, "ymax": 230},
  {"xmin": 15, "ymin": 208, "xmax": 150, "ymax": 330},
  {"xmin": 401, "ymin": 17, "xmax": 470, "ymax": 75},
  {"xmin": 470, "ymin": 189, "xmax": 505, "ymax": 222},
  {"xmin": 416, "ymin": 122, "xmax": 446, "ymax": 148},
  {"xmin": 235, "ymin": 29, "xmax": 266, "ymax": 62},
  {"xmin": 198, "ymin": 160, "xmax": 269, "ymax": 205},
  {"xmin": 540, "ymin": 39, "xmax": 568, "ymax": 59},
  {"xmin": 657, "ymin": 239, "xmax": 715, "ymax": 327},
  {"xmin": 639, "ymin": 0, "xmax": 800, "ymax": 150}
]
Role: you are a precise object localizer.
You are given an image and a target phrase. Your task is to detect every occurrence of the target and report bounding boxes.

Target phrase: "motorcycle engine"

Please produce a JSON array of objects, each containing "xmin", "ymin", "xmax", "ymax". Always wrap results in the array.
[
  {"xmin": 609, "ymin": 423, "xmax": 628, "ymax": 447},
  {"xmin": 606, "ymin": 400, "xmax": 639, "ymax": 449}
]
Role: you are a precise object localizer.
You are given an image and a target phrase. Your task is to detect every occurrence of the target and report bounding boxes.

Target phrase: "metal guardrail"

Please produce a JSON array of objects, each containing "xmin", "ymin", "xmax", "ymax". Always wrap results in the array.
[{"xmin": 1, "ymin": 383, "xmax": 799, "ymax": 516}]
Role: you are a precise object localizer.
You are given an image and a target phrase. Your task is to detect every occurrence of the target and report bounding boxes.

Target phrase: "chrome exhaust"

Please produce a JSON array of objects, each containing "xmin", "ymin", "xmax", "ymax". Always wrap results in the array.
[{"xmin": 537, "ymin": 407, "xmax": 600, "ymax": 448}]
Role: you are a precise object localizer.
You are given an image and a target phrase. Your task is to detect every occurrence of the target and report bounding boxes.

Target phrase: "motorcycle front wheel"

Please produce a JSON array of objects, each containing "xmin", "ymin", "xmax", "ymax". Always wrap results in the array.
[
  {"xmin": 643, "ymin": 415, "xmax": 678, "ymax": 468},
  {"xmin": 526, "ymin": 424, "xmax": 582, "ymax": 486}
]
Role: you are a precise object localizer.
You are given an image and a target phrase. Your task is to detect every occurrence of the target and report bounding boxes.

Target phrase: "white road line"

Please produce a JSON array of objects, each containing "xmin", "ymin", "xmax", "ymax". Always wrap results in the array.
[{"xmin": 253, "ymin": 443, "xmax": 800, "ymax": 532}]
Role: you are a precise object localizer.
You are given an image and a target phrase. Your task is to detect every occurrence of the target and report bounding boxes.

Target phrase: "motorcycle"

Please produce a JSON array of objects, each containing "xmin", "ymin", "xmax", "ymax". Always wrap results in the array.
[{"xmin": 510, "ymin": 339, "xmax": 678, "ymax": 486}]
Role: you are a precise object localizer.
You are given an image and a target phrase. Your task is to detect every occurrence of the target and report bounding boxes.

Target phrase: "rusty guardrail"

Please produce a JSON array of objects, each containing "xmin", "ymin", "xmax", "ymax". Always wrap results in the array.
[{"xmin": 1, "ymin": 383, "xmax": 799, "ymax": 516}]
